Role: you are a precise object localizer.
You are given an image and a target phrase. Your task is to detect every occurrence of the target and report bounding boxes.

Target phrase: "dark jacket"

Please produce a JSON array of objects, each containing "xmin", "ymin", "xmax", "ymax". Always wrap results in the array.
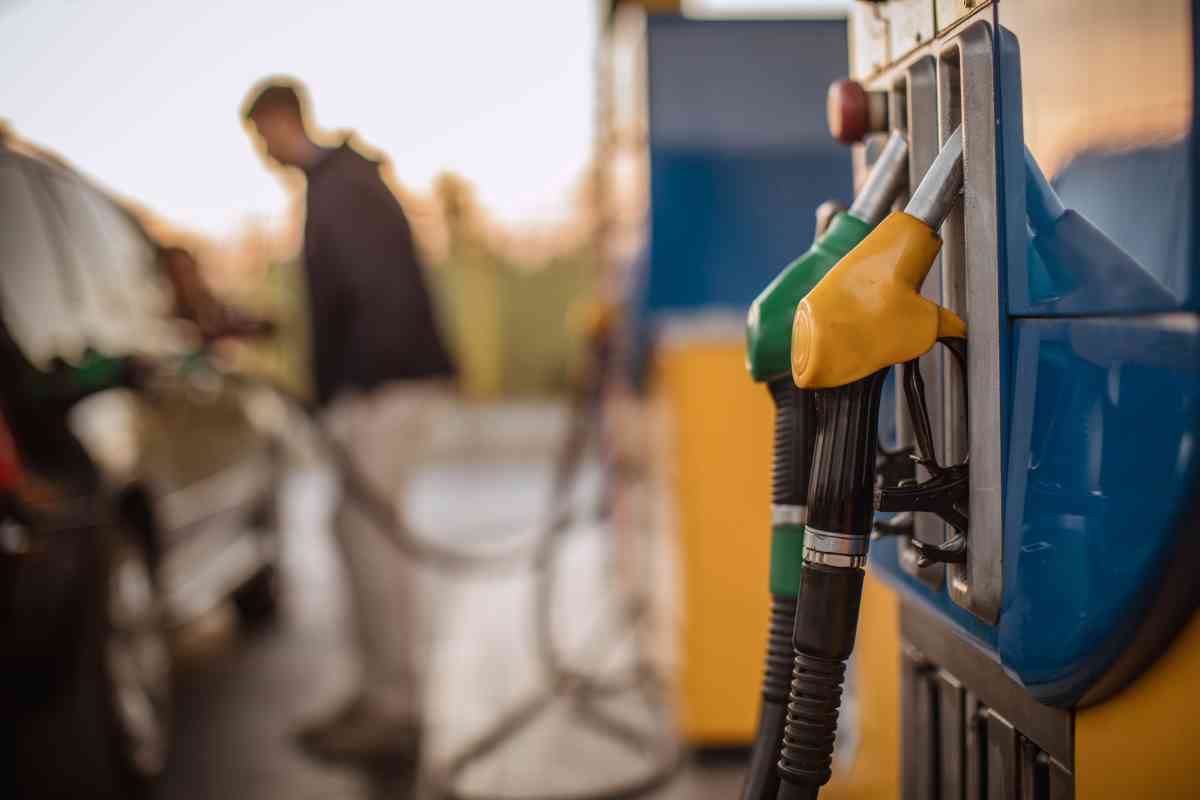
[{"xmin": 303, "ymin": 143, "xmax": 455, "ymax": 406}]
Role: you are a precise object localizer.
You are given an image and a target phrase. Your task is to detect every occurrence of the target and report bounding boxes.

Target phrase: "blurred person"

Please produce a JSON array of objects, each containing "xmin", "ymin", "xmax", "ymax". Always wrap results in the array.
[{"xmin": 241, "ymin": 78, "xmax": 456, "ymax": 764}]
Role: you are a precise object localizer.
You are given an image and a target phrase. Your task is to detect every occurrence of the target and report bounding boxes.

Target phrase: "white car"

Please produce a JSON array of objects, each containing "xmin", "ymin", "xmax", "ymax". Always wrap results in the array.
[{"xmin": 0, "ymin": 138, "xmax": 283, "ymax": 798}]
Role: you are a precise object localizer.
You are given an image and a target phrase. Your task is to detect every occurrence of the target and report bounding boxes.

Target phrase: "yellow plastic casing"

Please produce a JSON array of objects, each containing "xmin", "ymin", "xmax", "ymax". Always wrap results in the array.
[
  {"xmin": 791, "ymin": 212, "xmax": 966, "ymax": 389},
  {"xmin": 653, "ymin": 338, "xmax": 772, "ymax": 744},
  {"xmin": 1076, "ymin": 610, "xmax": 1200, "ymax": 798}
]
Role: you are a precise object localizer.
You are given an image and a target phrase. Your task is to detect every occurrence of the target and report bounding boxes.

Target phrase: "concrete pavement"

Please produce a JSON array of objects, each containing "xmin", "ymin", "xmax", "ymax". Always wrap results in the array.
[{"xmin": 161, "ymin": 403, "xmax": 742, "ymax": 799}]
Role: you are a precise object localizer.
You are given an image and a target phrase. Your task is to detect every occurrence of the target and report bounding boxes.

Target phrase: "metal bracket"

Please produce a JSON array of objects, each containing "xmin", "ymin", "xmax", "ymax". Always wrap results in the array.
[
  {"xmin": 875, "ymin": 54, "xmax": 947, "ymax": 589},
  {"xmin": 864, "ymin": 18, "xmax": 1004, "ymax": 623},
  {"xmin": 938, "ymin": 21, "xmax": 1003, "ymax": 623},
  {"xmin": 876, "ymin": 347, "xmax": 971, "ymax": 566}
]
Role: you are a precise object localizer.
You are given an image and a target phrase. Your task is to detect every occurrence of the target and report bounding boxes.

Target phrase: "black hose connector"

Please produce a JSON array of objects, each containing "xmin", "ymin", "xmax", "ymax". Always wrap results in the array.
[
  {"xmin": 769, "ymin": 379, "xmax": 815, "ymax": 507},
  {"xmin": 805, "ymin": 372, "xmax": 888, "ymax": 535},
  {"xmin": 776, "ymin": 372, "xmax": 887, "ymax": 800},
  {"xmin": 763, "ymin": 593, "xmax": 801, "ymax": 702},
  {"xmin": 777, "ymin": 565, "xmax": 864, "ymax": 796}
]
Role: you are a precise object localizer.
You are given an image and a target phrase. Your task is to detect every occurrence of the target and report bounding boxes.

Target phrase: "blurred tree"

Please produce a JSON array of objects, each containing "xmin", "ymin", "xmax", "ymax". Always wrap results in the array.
[
  {"xmin": 433, "ymin": 173, "xmax": 503, "ymax": 398},
  {"xmin": 430, "ymin": 172, "xmax": 596, "ymax": 399}
]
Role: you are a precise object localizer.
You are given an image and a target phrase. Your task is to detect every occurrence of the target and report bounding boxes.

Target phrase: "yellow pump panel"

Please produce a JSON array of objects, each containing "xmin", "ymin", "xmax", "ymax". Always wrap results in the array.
[
  {"xmin": 654, "ymin": 337, "xmax": 772, "ymax": 744},
  {"xmin": 1076, "ymin": 610, "xmax": 1200, "ymax": 799}
]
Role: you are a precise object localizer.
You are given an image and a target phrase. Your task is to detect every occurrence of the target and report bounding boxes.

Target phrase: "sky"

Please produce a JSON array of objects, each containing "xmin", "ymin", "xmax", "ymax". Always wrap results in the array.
[
  {"xmin": 0, "ymin": 0, "xmax": 846, "ymax": 240},
  {"xmin": 0, "ymin": 0, "xmax": 600, "ymax": 238}
]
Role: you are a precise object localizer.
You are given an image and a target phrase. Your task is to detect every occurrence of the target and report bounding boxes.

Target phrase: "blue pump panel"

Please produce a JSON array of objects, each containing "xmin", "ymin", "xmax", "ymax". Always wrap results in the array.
[
  {"xmin": 1001, "ymin": 0, "xmax": 1197, "ymax": 315},
  {"xmin": 642, "ymin": 17, "xmax": 853, "ymax": 317},
  {"xmin": 869, "ymin": 1, "xmax": 1200, "ymax": 706},
  {"xmin": 1001, "ymin": 317, "xmax": 1200, "ymax": 702}
]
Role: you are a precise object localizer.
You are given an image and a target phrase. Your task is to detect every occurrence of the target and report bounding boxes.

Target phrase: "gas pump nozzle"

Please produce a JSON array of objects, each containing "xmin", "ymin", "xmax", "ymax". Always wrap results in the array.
[
  {"xmin": 741, "ymin": 133, "xmax": 908, "ymax": 800},
  {"xmin": 791, "ymin": 128, "xmax": 965, "ymax": 390},
  {"xmin": 774, "ymin": 129, "xmax": 965, "ymax": 800}
]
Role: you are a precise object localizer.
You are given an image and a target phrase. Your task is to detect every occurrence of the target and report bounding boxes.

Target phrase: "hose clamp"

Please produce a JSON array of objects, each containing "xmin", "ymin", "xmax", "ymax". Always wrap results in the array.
[
  {"xmin": 805, "ymin": 527, "xmax": 869, "ymax": 555},
  {"xmin": 804, "ymin": 550, "xmax": 867, "ymax": 569},
  {"xmin": 773, "ymin": 504, "xmax": 807, "ymax": 526},
  {"xmin": 803, "ymin": 526, "xmax": 869, "ymax": 569}
]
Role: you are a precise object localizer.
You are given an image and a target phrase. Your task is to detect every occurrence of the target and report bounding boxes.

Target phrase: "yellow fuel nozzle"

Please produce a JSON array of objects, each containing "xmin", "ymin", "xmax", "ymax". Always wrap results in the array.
[{"xmin": 792, "ymin": 128, "xmax": 967, "ymax": 389}]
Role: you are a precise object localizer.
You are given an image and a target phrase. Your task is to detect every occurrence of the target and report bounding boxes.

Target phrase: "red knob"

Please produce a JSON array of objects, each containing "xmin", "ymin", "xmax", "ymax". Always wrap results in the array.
[{"xmin": 827, "ymin": 79, "xmax": 888, "ymax": 145}]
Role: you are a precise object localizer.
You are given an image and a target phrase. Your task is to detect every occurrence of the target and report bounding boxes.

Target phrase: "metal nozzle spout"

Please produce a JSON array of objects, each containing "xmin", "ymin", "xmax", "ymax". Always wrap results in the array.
[
  {"xmin": 847, "ymin": 130, "xmax": 909, "ymax": 226},
  {"xmin": 905, "ymin": 126, "xmax": 964, "ymax": 230}
]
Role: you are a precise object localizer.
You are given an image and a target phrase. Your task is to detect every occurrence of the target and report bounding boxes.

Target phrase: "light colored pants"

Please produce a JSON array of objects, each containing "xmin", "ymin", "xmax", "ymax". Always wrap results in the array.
[{"xmin": 321, "ymin": 379, "xmax": 454, "ymax": 721}]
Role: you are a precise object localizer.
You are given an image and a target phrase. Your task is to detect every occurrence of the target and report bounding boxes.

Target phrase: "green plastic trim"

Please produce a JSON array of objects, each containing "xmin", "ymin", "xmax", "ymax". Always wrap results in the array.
[
  {"xmin": 745, "ymin": 212, "xmax": 873, "ymax": 382},
  {"xmin": 73, "ymin": 350, "xmax": 129, "ymax": 394},
  {"xmin": 770, "ymin": 523, "xmax": 806, "ymax": 596}
]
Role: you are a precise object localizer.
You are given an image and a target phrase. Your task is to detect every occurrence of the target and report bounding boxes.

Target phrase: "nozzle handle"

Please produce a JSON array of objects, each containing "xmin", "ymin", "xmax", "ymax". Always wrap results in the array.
[
  {"xmin": 806, "ymin": 370, "xmax": 889, "ymax": 540},
  {"xmin": 770, "ymin": 379, "xmax": 815, "ymax": 509},
  {"xmin": 906, "ymin": 127, "xmax": 963, "ymax": 230}
]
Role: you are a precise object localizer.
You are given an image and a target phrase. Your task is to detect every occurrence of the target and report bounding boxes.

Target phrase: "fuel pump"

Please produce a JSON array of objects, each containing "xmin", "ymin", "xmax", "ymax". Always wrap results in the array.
[
  {"xmin": 775, "ymin": 128, "xmax": 966, "ymax": 800},
  {"xmin": 741, "ymin": 130, "xmax": 908, "ymax": 800}
]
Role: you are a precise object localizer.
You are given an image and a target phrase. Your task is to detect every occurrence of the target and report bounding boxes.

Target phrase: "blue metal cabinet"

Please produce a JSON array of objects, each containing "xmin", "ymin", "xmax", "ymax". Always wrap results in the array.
[
  {"xmin": 870, "ymin": 0, "xmax": 1200, "ymax": 708},
  {"xmin": 642, "ymin": 17, "xmax": 853, "ymax": 317}
]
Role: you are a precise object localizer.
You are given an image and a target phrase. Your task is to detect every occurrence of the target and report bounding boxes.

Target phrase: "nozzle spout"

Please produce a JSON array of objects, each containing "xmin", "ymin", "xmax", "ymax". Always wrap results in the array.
[
  {"xmin": 847, "ymin": 130, "xmax": 909, "ymax": 226},
  {"xmin": 905, "ymin": 127, "xmax": 964, "ymax": 230}
]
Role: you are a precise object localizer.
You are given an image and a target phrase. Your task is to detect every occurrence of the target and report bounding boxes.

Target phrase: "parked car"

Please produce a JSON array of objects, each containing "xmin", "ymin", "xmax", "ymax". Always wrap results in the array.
[{"xmin": 0, "ymin": 137, "xmax": 284, "ymax": 797}]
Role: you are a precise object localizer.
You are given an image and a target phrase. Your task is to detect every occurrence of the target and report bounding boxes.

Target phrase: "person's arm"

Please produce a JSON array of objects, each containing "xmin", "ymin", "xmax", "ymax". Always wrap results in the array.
[
  {"xmin": 201, "ymin": 305, "xmax": 276, "ymax": 343},
  {"xmin": 166, "ymin": 254, "xmax": 276, "ymax": 344}
]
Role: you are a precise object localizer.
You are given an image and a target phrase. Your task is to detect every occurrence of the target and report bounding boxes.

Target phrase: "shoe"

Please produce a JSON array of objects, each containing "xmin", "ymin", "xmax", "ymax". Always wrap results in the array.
[{"xmin": 293, "ymin": 695, "xmax": 422, "ymax": 765}]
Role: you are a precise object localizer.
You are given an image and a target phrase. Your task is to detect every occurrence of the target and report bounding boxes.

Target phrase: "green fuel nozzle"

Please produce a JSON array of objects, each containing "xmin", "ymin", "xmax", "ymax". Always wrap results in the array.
[
  {"xmin": 739, "ymin": 131, "xmax": 908, "ymax": 800},
  {"xmin": 742, "ymin": 130, "xmax": 910, "ymax": 602}
]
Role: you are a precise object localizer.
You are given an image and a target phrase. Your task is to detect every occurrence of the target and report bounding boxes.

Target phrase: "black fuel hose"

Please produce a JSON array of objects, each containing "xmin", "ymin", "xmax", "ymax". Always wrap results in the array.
[
  {"xmin": 775, "ymin": 370, "xmax": 887, "ymax": 800},
  {"xmin": 741, "ymin": 379, "xmax": 813, "ymax": 800}
]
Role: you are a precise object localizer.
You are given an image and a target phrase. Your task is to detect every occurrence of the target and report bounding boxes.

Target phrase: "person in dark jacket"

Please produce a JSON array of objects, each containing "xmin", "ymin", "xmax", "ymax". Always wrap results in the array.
[{"xmin": 243, "ymin": 77, "xmax": 456, "ymax": 764}]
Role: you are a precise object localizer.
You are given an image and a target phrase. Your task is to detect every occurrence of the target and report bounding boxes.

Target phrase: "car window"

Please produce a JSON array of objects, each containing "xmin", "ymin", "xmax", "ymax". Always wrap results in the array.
[
  {"xmin": 0, "ymin": 156, "xmax": 84, "ymax": 367},
  {"xmin": 42, "ymin": 171, "xmax": 171, "ymax": 357}
]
